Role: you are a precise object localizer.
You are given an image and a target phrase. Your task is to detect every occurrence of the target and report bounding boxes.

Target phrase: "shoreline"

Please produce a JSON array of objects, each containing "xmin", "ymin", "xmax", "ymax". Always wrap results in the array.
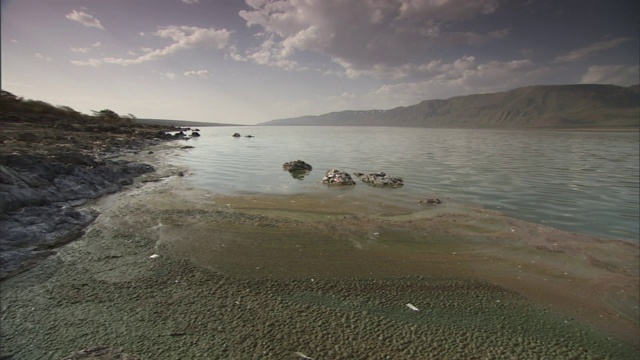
[{"xmin": 1, "ymin": 145, "xmax": 638, "ymax": 359}]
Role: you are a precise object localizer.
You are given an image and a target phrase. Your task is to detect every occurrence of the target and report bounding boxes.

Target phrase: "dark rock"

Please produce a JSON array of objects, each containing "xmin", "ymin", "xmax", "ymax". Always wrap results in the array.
[
  {"xmin": 245, "ymin": 135, "xmax": 254, "ymax": 138},
  {"xmin": 156, "ymin": 131, "xmax": 175, "ymax": 140},
  {"xmin": 419, "ymin": 198, "xmax": 442, "ymax": 204},
  {"xmin": 191, "ymin": 131, "xmax": 201, "ymax": 137},
  {"xmin": 353, "ymin": 171, "xmax": 403, "ymax": 188},
  {"xmin": 0, "ymin": 154, "xmax": 156, "ymax": 279},
  {"xmin": 232, "ymin": 133, "xmax": 241, "ymax": 137},
  {"xmin": 322, "ymin": 169, "xmax": 356, "ymax": 185},
  {"xmin": 283, "ymin": 160, "xmax": 312, "ymax": 179},
  {"xmin": 283, "ymin": 160, "xmax": 313, "ymax": 172}
]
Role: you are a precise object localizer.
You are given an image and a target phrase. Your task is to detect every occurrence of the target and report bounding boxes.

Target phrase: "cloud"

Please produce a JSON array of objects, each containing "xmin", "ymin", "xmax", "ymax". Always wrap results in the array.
[
  {"xmin": 71, "ymin": 26, "xmax": 231, "ymax": 66},
  {"xmin": 237, "ymin": 0, "xmax": 505, "ymax": 76},
  {"xmin": 325, "ymin": 57, "xmax": 552, "ymax": 111},
  {"xmin": 71, "ymin": 47, "xmax": 91, "ymax": 53},
  {"xmin": 35, "ymin": 53, "xmax": 52, "ymax": 61},
  {"xmin": 182, "ymin": 0, "xmax": 199, "ymax": 3},
  {"xmin": 70, "ymin": 58, "xmax": 103, "ymax": 67},
  {"xmin": 231, "ymin": 34, "xmax": 301, "ymax": 70},
  {"xmin": 66, "ymin": 10, "xmax": 105, "ymax": 30},
  {"xmin": 184, "ymin": 70, "xmax": 210, "ymax": 78},
  {"xmin": 555, "ymin": 38, "xmax": 631, "ymax": 63},
  {"xmin": 580, "ymin": 65, "xmax": 640, "ymax": 86},
  {"xmin": 163, "ymin": 72, "xmax": 178, "ymax": 80}
]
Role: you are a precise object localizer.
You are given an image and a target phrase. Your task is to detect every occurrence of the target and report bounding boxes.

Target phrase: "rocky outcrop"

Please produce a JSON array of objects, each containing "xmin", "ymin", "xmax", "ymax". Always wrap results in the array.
[
  {"xmin": 0, "ymin": 153, "xmax": 155, "ymax": 279},
  {"xmin": 322, "ymin": 169, "xmax": 356, "ymax": 185},
  {"xmin": 232, "ymin": 133, "xmax": 241, "ymax": 137},
  {"xmin": 282, "ymin": 160, "xmax": 313, "ymax": 172},
  {"xmin": 353, "ymin": 172, "xmax": 403, "ymax": 188},
  {"xmin": 283, "ymin": 160, "xmax": 313, "ymax": 179}
]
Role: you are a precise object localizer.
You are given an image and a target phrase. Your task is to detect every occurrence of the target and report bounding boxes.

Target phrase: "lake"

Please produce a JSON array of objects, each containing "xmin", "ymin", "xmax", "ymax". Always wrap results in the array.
[{"xmin": 171, "ymin": 126, "xmax": 639, "ymax": 242}]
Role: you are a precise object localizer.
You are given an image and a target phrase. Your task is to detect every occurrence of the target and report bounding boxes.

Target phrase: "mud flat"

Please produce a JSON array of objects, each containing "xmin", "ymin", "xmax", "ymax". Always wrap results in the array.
[{"xmin": 1, "ymin": 148, "xmax": 638, "ymax": 359}]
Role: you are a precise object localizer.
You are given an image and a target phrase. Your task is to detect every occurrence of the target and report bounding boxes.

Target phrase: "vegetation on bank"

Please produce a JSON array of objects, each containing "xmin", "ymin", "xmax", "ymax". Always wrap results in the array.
[
  {"xmin": 1, "ymin": 89, "xmax": 137, "ymax": 126},
  {"xmin": 0, "ymin": 90, "xmax": 239, "ymax": 128},
  {"xmin": 0, "ymin": 90, "xmax": 187, "ymax": 158}
]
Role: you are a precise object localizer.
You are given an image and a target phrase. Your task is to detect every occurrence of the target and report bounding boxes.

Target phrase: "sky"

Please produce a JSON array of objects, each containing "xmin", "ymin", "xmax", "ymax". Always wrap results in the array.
[{"xmin": 2, "ymin": 0, "xmax": 639, "ymax": 125}]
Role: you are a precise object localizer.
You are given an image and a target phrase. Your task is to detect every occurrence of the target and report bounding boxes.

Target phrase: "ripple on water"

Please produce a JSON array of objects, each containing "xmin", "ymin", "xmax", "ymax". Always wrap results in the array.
[{"xmin": 172, "ymin": 127, "xmax": 640, "ymax": 241}]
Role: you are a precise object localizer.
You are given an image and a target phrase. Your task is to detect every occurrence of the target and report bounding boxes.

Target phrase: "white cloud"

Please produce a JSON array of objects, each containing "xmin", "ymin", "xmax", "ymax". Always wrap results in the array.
[
  {"xmin": 237, "ymin": 0, "xmax": 506, "ymax": 76},
  {"xmin": 71, "ymin": 47, "xmax": 91, "ymax": 53},
  {"xmin": 71, "ymin": 26, "xmax": 231, "ymax": 66},
  {"xmin": 580, "ymin": 65, "xmax": 640, "ymax": 86},
  {"xmin": 184, "ymin": 70, "xmax": 210, "ymax": 79},
  {"xmin": 233, "ymin": 34, "xmax": 302, "ymax": 70},
  {"xmin": 35, "ymin": 53, "xmax": 52, "ymax": 61},
  {"xmin": 182, "ymin": 0, "xmax": 199, "ymax": 3},
  {"xmin": 555, "ymin": 38, "xmax": 631, "ymax": 63},
  {"xmin": 70, "ymin": 58, "xmax": 103, "ymax": 67},
  {"xmin": 397, "ymin": 0, "xmax": 499, "ymax": 21},
  {"xmin": 65, "ymin": 10, "xmax": 105, "ymax": 30},
  {"xmin": 164, "ymin": 72, "xmax": 178, "ymax": 80},
  {"xmin": 93, "ymin": 42, "xmax": 102, "ymax": 47},
  {"xmin": 10, "ymin": 39, "xmax": 18, "ymax": 43},
  {"xmin": 325, "ymin": 57, "xmax": 553, "ymax": 111}
]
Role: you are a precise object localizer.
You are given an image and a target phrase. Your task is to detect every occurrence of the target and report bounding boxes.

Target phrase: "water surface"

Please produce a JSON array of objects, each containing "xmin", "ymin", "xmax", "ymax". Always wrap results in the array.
[{"xmin": 172, "ymin": 126, "xmax": 639, "ymax": 241}]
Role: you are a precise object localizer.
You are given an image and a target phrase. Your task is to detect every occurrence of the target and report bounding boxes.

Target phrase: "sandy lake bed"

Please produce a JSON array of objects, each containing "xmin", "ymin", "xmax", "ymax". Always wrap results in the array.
[{"xmin": 1, "ymin": 145, "xmax": 638, "ymax": 359}]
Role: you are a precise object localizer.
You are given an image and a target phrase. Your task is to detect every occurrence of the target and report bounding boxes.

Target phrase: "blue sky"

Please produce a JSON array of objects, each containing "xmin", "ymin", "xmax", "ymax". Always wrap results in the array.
[{"xmin": 2, "ymin": 0, "xmax": 638, "ymax": 124}]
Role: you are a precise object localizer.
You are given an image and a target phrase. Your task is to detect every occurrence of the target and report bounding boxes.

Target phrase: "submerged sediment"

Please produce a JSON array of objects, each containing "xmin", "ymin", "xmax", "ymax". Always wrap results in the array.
[{"xmin": 1, "ymin": 162, "xmax": 638, "ymax": 359}]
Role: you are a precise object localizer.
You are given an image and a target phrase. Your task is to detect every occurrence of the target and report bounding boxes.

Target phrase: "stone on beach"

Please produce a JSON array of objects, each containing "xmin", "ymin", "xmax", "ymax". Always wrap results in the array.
[
  {"xmin": 353, "ymin": 171, "xmax": 403, "ymax": 188},
  {"xmin": 322, "ymin": 168, "xmax": 356, "ymax": 185}
]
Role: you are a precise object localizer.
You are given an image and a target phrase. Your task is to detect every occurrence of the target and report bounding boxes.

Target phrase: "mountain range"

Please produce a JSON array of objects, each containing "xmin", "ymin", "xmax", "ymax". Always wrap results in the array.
[{"xmin": 260, "ymin": 84, "xmax": 639, "ymax": 129}]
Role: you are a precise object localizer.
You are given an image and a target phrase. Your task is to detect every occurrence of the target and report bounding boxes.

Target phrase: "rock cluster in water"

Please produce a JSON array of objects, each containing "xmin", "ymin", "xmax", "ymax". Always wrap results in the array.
[
  {"xmin": 353, "ymin": 171, "xmax": 403, "ymax": 188},
  {"xmin": 322, "ymin": 168, "xmax": 356, "ymax": 185},
  {"xmin": 283, "ymin": 160, "xmax": 313, "ymax": 180},
  {"xmin": 282, "ymin": 160, "xmax": 313, "ymax": 172}
]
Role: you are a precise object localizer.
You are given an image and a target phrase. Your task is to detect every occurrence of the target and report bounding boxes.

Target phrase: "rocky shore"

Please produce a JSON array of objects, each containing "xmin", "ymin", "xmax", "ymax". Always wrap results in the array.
[{"xmin": 0, "ymin": 109, "xmax": 189, "ymax": 279}]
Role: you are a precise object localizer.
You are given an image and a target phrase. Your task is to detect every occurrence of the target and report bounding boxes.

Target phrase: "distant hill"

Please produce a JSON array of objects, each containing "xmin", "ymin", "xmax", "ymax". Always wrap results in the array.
[
  {"xmin": 260, "ymin": 84, "xmax": 640, "ymax": 129},
  {"xmin": 135, "ymin": 118, "xmax": 242, "ymax": 127}
]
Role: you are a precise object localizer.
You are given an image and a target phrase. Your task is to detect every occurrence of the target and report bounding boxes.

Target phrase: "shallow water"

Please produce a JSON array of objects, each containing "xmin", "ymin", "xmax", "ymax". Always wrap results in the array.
[{"xmin": 171, "ymin": 126, "xmax": 639, "ymax": 241}]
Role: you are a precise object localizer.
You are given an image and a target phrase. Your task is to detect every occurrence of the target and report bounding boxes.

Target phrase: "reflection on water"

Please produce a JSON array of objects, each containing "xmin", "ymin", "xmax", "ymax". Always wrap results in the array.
[{"xmin": 172, "ymin": 126, "xmax": 639, "ymax": 241}]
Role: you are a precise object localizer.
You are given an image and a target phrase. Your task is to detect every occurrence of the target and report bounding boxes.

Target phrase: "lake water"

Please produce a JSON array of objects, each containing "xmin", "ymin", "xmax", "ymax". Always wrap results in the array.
[{"xmin": 171, "ymin": 126, "xmax": 639, "ymax": 242}]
